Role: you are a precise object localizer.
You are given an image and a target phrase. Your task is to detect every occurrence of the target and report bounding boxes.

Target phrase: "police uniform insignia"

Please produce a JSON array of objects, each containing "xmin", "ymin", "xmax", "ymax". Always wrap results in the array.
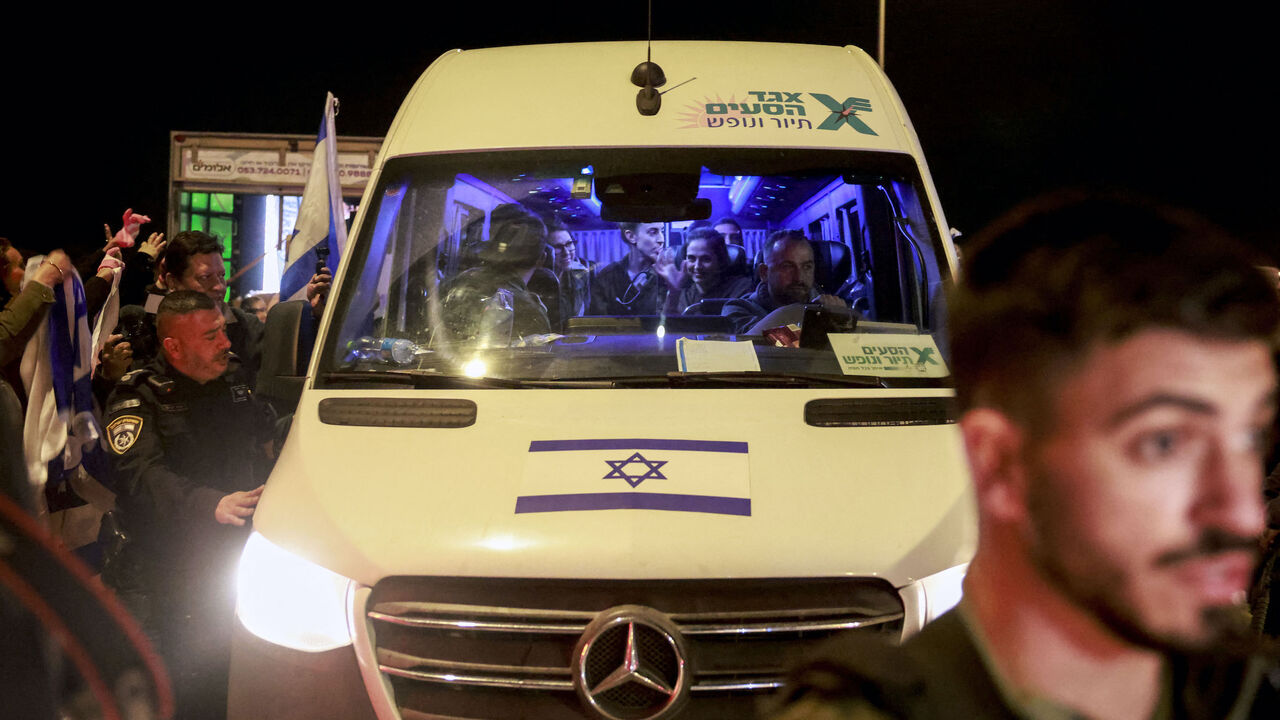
[
  {"xmin": 107, "ymin": 415, "xmax": 144, "ymax": 454},
  {"xmin": 231, "ymin": 384, "xmax": 250, "ymax": 403},
  {"xmin": 107, "ymin": 398, "xmax": 142, "ymax": 414}
]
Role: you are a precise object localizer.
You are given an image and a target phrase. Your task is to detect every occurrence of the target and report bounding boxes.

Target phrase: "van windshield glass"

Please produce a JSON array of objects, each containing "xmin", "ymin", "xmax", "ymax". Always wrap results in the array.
[{"xmin": 317, "ymin": 149, "xmax": 953, "ymax": 389}]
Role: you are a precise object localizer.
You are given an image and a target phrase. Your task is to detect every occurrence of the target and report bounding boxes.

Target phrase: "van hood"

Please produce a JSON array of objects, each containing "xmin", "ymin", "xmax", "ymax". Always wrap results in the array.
[{"xmin": 254, "ymin": 388, "xmax": 975, "ymax": 589}]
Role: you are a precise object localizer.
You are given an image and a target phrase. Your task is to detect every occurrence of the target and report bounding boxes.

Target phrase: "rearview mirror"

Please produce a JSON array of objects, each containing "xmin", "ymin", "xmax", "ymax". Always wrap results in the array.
[{"xmin": 596, "ymin": 173, "xmax": 711, "ymax": 222}]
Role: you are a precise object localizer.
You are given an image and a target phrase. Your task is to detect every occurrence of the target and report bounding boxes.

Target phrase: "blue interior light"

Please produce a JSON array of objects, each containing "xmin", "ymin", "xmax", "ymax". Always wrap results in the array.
[{"xmin": 729, "ymin": 175, "xmax": 762, "ymax": 215}]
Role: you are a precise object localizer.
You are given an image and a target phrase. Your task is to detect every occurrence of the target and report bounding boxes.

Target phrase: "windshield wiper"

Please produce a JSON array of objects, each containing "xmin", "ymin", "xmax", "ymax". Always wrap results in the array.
[
  {"xmin": 605, "ymin": 372, "xmax": 888, "ymax": 388},
  {"xmin": 320, "ymin": 370, "xmax": 614, "ymax": 389},
  {"xmin": 322, "ymin": 370, "xmax": 905, "ymax": 389}
]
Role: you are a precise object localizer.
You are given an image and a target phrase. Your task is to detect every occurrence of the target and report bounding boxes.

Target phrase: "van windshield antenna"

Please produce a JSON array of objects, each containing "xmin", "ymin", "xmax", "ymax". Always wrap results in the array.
[{"xmin": 630, "ymin": 0, "xmax": 666, "ymax": 116}]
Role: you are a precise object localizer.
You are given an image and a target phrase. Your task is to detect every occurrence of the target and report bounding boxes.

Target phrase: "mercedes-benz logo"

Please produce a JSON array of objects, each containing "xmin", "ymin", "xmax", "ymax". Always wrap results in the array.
[{"xmin": 572, "ymin": 605, "xmax": 689, "ymax": 720}]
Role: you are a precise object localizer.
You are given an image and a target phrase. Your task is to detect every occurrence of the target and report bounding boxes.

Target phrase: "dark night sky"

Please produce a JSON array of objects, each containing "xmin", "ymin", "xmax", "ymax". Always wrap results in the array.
[{"xmin": 4, "ymin": 2, "xmax": 1273, "ymax": 260}]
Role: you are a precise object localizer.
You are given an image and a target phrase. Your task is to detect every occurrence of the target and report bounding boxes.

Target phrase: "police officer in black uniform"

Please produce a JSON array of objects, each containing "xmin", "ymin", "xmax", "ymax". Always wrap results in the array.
[{"xmin": 104, "ymin": 290, "xmax": 275, "ymax": 720}]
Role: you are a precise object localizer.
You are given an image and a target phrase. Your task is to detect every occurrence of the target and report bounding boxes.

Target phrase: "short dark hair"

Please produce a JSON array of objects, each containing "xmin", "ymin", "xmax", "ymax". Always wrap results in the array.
[
  {"xmin": 714, "ymin": 217, "xmax": 743, "ymax": 232},
  {"xmin": 685, "ymin": 226, "xmax": 730, "ymax": 269},
  {"xmin": 763, "ymin": 229, "xmax": 809, "ymax": 264},
  {"xmin": 950, "ymin": 190, "xmax": 1280, "ymax": 430},
  {"xmin": 617, "ymin": 222, "xmax": 640, "ymax": 240},
  {"xmin": 163, "ymin": 231, "xmax": 223, "ymax": 280},
  {"xmin": 156, "ymin": 289, "xmax": 218, "ymax": 339}
]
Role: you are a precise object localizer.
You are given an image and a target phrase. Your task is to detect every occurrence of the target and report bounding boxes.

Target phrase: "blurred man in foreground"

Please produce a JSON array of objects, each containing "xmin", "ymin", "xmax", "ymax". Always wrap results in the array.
[{"xmin": 774, "ymin": 192, "xmax": 1280, "ymax": 719}]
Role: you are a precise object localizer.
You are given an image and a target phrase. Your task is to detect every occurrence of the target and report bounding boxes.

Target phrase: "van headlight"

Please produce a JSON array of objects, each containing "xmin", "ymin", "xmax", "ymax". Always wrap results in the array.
[
  {"xmin": 899, "ymin": 563, "xmax": 968, "ymax": 636},
  {"xmin": 235, "ymin": 532, "xmax": 354, "ymax": 652}
]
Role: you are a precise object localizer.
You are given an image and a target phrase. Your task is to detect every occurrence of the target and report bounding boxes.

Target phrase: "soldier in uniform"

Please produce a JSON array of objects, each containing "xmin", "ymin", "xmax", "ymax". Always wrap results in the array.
[
  {"xmin": 772, "ymin": 193, "xmax": 1280, "ymax": 719},
  {"xmin": 103, "ymin": 289, "xmax": 275, "ymax": 720}
]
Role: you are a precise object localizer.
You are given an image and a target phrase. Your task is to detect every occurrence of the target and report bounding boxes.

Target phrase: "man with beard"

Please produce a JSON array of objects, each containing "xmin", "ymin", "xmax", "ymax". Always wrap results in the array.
[
  {"xmin": 722, "ymin": 230, "xmax": 846, "ymax": 333},
  {"xmin": 772, "ymin": 192, "xmax": 1280, "ymax": 720},
  {"xmin": 97, "ymin": 230, "xmax": 266, "ymax": 398},
  {"xmin": 103, "ymin": 290, "xmax": 275, "ymax": 720}
]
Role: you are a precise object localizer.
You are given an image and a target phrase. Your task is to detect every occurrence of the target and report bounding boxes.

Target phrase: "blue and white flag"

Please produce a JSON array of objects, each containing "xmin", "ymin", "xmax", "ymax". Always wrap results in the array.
[
  {"xmin": 280, "ymin": 92, "xmax": 347, "ymax": 302},
  {"xmin": 515, "ymin": 439, "xmax": 752, "ymax": 516},
  {"xmin": 21, "ymin": 263, "xmax": 110, "ymax": 510}
]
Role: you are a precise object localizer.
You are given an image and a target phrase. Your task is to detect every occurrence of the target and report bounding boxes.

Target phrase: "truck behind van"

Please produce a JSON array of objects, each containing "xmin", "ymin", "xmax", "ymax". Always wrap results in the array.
[{"xmin": 229, "ymin": 41, "xmax": 975, "ymax": 720}]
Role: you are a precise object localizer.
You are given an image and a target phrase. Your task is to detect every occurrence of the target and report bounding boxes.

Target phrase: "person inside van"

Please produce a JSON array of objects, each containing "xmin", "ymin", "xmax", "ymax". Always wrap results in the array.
[
  {"xmin": 547, "ymin": 219, "xmax": 591, "ymax": 319},
  {"xmin": 722, "ymin": 230, "xmax": 847, "ymax": 333},
  {"xmin": 665, "ymin": 227, "xmax": 754, "ymax": 314},
  {"xmin": 714, "ymin": 216, "xmax": 745, "ymax": 247},
  {"xmin": 589, "ymin": 222, "xmax": 672, "ymax": 316},
  {"xmin": 441, "ymin": 203, "xmax": 551, "ymax": 342},
  {"xmin": 240, "ymin": 294, "xmax": 269, "ymax": 325}
]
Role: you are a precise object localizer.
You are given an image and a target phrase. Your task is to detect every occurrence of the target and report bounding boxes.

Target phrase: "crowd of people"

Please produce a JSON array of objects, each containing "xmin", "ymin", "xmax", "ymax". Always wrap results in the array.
[
  {"xmin": 440, "ymin": 207, "xmax": 853, "ymax": 344},
  {"xmin": 2, "ymin": 213, "xmax": 329, "ymax": 720},
  {"xmin": 4, "ymin": 193, "xmax": 1280, "ymax": 720}
]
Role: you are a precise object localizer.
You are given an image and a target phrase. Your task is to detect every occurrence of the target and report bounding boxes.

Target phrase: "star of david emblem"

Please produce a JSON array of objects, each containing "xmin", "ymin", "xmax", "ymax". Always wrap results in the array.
[{"xmin": 603, "ymin": 452, "xmax": 667, "ymax": 488}]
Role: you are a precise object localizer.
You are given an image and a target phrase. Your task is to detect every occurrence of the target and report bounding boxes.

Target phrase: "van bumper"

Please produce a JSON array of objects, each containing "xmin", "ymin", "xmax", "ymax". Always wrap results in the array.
[{"xmin": 227, "ymin": 620, "xmax": 377, "ymax": 720}]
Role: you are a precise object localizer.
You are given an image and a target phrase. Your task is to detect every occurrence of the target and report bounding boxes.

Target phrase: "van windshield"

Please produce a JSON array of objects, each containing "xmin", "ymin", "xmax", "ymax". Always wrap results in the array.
[{"xmin": 317, "ymin": 149, "xmax": 953, "ymax": 389}]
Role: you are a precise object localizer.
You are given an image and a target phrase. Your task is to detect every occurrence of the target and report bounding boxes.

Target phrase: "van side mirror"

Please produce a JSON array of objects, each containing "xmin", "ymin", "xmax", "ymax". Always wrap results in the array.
[{"xmin": 257, "ymin": 300, "xmax": 313, "ymax": 414}]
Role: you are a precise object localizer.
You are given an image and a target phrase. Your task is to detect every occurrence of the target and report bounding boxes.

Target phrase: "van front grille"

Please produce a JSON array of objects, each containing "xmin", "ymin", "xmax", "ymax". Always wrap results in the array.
[{"xmin": 365, "ymin": 577, "xmax": 904, "ymax": 719}]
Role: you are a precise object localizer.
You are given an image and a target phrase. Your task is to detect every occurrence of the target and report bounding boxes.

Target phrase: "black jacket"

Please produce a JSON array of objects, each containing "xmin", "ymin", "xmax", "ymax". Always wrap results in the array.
[
  {"xmin": 773, "ymin": 609, "xmax": 1280, "ymax": 720},
  {"xmin": 589, "ymin": 259, "xmax": 667, "ymax": 316},
  {"xmin": 103, "ymin": 356, "xmax": 274, "ymax": 585}
]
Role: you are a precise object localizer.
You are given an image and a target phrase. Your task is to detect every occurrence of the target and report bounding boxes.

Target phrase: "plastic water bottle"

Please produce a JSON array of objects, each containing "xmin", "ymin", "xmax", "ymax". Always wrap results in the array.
[{"xmin": 345, "ymin": 336, "xmax": 421, "ymax": 365}]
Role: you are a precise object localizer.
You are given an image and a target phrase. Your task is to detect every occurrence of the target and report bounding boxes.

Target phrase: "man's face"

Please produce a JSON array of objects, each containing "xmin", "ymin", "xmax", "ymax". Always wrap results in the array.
[
  {"xmin": 173, "ymin": 252, "xmax": 227, "ymax": 304},
  {"xmin": 548, "ymin": 230, "xmax": 577, "ymax": 273},
  {"xmin": 164, "ymin": 308, "xmax": 231, "ymax": 383},
  {"xmin": 762, "ymin": 240, "xmax": 815, "ymax": 305},
  {"xmin": 1021, "ymin": 329, "xmax": 1275, "ymax": 650},
  {"xmin": 625, "ymin": 223, "xmax": 666, "ymax": 264},
  {"xmin": 243, "ymin": 298, "xmax": 267, "ymax": 324},
  {"xmin": 714, "ymin": 222, "xmax": 743, "ymax": 246},
  {"xmin": 685, "ymin": 239, "xmax": 722, "ymax": 289}
]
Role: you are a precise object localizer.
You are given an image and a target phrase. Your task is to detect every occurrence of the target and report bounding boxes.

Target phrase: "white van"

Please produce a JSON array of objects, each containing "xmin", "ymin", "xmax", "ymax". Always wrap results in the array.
[{"xmin": 229, "ymin": 41, "xmax": 975, "ymax": 720}]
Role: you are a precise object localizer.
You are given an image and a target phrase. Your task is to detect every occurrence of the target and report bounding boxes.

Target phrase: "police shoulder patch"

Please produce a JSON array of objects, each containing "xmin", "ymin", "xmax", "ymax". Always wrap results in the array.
[
  {"xmin": 107, "ymin": 415, "xmax": 144, "ymax": 455},
  {"xmin": 107, "ymin": 398, "xmax": 142, "ymax": 414}
]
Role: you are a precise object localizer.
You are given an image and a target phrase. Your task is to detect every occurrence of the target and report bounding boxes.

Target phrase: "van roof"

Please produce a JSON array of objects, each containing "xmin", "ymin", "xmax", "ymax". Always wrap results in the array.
[{"xmin": 380, "ymin": 41, "xmax": 921, "ymax": 159}]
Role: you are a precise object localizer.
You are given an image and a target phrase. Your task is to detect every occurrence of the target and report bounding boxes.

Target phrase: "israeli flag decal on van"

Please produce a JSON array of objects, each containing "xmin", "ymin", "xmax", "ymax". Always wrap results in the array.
[{"xmin": 516, "ymin": 439, "xmax": 751, "ymax": 516}]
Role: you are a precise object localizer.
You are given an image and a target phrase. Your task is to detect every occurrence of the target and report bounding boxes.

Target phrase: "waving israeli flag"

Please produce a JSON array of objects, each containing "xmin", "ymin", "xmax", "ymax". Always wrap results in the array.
[
  {"xmin": 21, "ymin": 263, "xmax": 110, "ymax": 513},
  {"xmin": 280, "ymin": 92, "xmax": 348, "ymax": 302}
]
